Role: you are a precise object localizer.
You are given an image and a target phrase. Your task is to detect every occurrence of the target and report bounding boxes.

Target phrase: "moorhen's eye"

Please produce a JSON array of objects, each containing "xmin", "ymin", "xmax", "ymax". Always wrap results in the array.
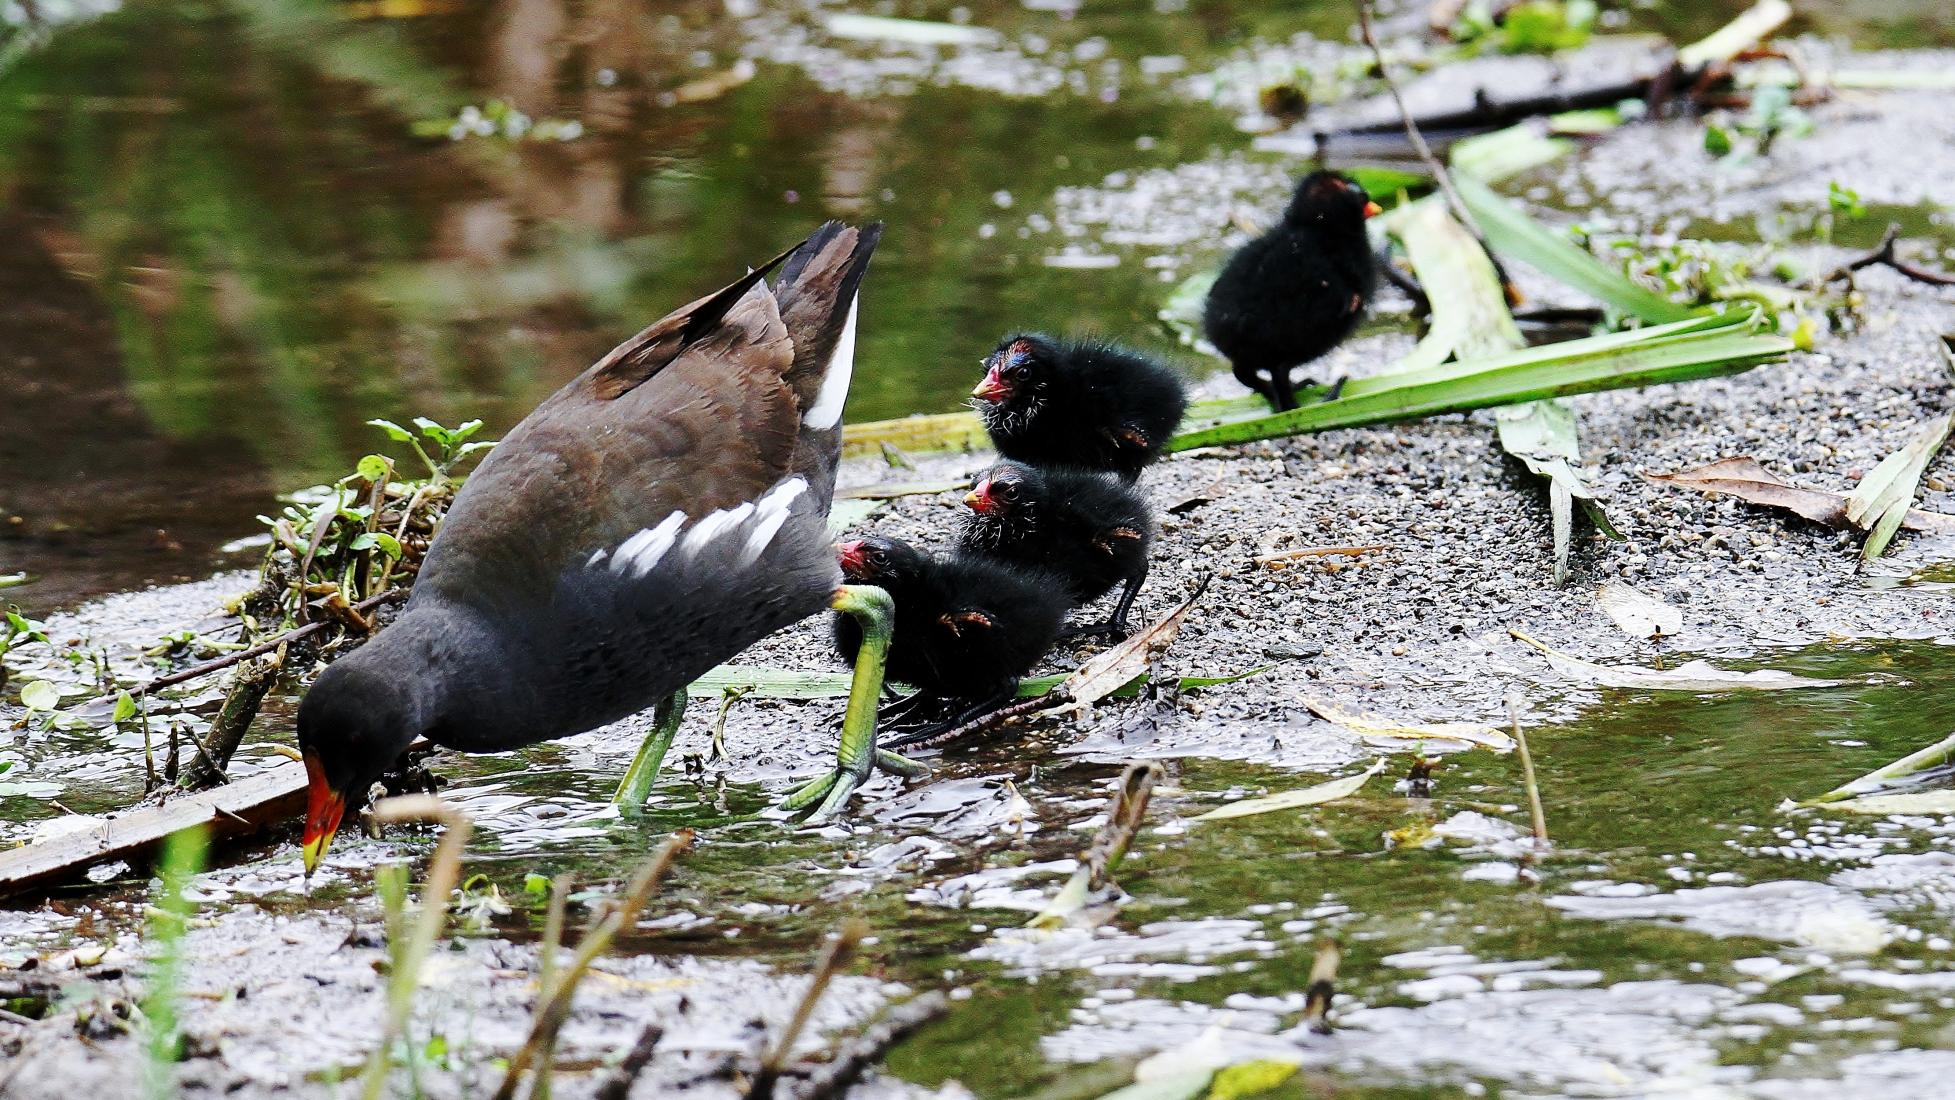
[
  {"xmin": 998, "ymin": 483, "xmax": 1019, "ymax": 502},
  {"xmin": 868, "ymin": 549, "xmax": 889, "ymax": 567}
]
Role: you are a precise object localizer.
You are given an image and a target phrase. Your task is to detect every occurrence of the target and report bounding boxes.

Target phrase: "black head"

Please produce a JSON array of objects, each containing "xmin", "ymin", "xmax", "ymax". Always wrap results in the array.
[
  {"xmin": 972, "ymin": 333, "xmax": 1063, "ymax": 409},
  {"xmin": 296, "ymin": 655, "xmax": 423, "ymax": 874},
  {"xmin": 1283, "ymin": 171, "xmax": 1381, "ymax": 228},
  {"xmin": 837, "ymin": 535, "xmax": 927, "ymax": 588},
  {"xmin": 965, "ymin": 460, "xmax": 1047, "ymax": 524}
]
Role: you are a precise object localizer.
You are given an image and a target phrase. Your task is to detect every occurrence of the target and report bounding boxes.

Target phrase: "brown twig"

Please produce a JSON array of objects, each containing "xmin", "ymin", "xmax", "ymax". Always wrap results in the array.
[
  {"xmin": 1254, "ymin": 544, "xmax": 1389, "ymax": 566},
  {"xmin": 746, "ymin": 919, "xmax": 869, "ymax": 1100},
  {"xmin": 1820, "ymin": 224, "xmax": 1955, "ymax": 289},
  {"xmin": 591, "ymin": 1023, "xmax": 664, "ymax": 1100},
  {"xmin": 1354, "ymin": 0, "xmax": 1482, "ymax": 240},
  {"xmin": 797, "ymin": 994, "xmax": 950, "ymax": 1100}
]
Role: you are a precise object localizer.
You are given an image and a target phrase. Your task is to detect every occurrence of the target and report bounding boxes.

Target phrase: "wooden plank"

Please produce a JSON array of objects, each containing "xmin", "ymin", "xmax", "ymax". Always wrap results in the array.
[{"xmin": 0, "ymin": 762, "xmax": 308, "ymax": 899}]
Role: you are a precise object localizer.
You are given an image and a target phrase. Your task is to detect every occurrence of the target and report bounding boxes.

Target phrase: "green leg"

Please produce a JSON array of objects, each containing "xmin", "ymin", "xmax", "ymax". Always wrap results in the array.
[
  {"xmin": 613, "ymin": 688, "xmax": 687, "ymax": 810},
  {"xmin": 782, "ymin": 585, "xmax": 925, "ymax": 819}
]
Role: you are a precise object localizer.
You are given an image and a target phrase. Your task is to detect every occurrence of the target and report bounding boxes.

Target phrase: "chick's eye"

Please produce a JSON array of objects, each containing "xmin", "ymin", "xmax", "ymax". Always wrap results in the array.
[
  {"xmin": 868, "ymin": 550, "xmax": 888, "ymax": 567},
  {"xmin": 999, "ymin": 484, "xmax": 1019, "ymax": 501}
]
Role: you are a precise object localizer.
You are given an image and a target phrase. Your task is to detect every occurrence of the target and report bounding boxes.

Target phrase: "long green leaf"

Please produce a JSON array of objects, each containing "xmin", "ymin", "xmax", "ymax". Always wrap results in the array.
[
  {"xmin": 687, "ymin": 663, "xmax": 1273, "ymax": 700},
  {"xmin": 1377, "ymin": 199, "xmax": 1523, "ymax": 373},
  {"xmin": 1456, "ymin": 174, "xmax": 1701, "ymax": 324},
  {"xmin": 1169, "ymin": 315, "xmax": 1791, "ymax": 449}
]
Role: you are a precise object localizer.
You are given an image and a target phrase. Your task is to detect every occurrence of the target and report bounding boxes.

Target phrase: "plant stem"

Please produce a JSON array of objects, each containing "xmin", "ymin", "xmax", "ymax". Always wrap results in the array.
[
  {"xmin": 1507, "ymin": 697, "xmax": 1550, "ymax": 851},
  {"xmin": 360, "ymin": 797, "xmax": 474, "ymax": 1100},
  {"xmin": 747, "ymin": 920, "xmax": 868, "ymax": 1100},
  {"xmin": 490, "ymin": 830, "xmax": 694, "ymax": 1100}
]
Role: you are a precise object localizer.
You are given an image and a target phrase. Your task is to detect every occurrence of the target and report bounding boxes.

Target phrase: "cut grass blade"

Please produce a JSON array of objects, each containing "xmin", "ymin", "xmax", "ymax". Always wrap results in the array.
[
  {"xmin": 1844, "ymin": 411, "xmax": 1954, "ymax": 562},
  {"xmin": 1455, "ymin": 174, "xmax": 1701, "ymax": 324},
  {"xmin": 1193, "ymin": 759, "xmax": 1386, "ymax": 821},
  {"xmin": 685, "ymin": 661, "xmax": 1269, "ymax": 701},
  {"xmin": 1170, "ymin": 311, "xmax": 1790, "ymax": 450},
  {"xmin": 1298, "ymin": 695, "xmax": 1513, "ymax": 752},
  {"xmin": 1509, "ymin": 628, "xmax": 1848, "ymax": 691},
  {"xmin": 1811, "ymin": 730, "xmax": 1955, "ymax": 805}
]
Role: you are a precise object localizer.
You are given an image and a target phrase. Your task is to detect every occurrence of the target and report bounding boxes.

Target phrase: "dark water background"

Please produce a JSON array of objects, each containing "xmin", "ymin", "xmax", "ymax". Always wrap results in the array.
[{"xmin": 0, "ymin": 0, "xmax": 1947, "ymax": 607}]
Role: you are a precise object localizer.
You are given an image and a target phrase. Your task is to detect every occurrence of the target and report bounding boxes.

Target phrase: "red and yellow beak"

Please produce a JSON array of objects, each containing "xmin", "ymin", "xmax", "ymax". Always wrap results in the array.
[
  {"xmin": 301, "ymin": 751, "xmax": 346, "ymax": 876},
  {"xmin": 1362, "ymin": 200, "xmax": 1383, "ymax": 219},
  {"xmin": 837, "ymin": 539, "xmax": 868, "ymax": 573},
  {"xmin": 965, "ymin": 479, "xmax": 1000, "ymax": 514},
  {"xmin": 971, "ymin": 365, "xmax": 1010, "ymax": 403}
]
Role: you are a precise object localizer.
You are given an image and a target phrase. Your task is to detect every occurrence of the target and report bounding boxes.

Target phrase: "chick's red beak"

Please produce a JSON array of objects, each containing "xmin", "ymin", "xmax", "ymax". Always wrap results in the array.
[
  {"xmin": 301, "ymin": 751, "xmax": 346, "ymax": 876},
  {"xmin": 971, "ymin": 364, "xmax": 1010, "ymax": 403},
  {"xmin": 1363, "ymin": 200, "xmax": 1383, "ymax": 219},
  {"xmin": 837, "ymin": 539, "xmax": 868, "ymax": 574},
  {"xmin": 964, "ymin": 479, "xmax": 1000, "ymax": 514}
]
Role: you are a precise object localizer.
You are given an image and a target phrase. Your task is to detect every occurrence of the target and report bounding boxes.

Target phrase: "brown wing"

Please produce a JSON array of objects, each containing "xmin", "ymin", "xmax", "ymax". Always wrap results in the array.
[{"xmin": 414, "ymin": 280, "xmax": 799, "ymax": 607}]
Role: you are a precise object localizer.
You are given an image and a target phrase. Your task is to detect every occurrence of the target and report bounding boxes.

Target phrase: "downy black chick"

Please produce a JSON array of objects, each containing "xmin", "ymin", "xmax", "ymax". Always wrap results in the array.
[
  {"xmin": 971, "ymin": 333, "xmax": 1188, "ymax": 482},
  {"xmin": 958, "ymin": 460, "xmax": 1155, "ymax": 641},
  {"xmin": 834, "ymin": 536, "xmax": 1068, "ymax": 745},
  {"xmin": 1203, "ymin": 170, "xmax": 1381, "ymax": 412}
]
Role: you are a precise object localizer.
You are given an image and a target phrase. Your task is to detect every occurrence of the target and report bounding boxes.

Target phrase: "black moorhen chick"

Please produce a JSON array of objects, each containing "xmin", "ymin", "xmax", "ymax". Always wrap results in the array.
[
  {"xmin": 834, "ymin": 536, "xmax": 1068, "ymax": 746},
  {"xmin": 297, "ymin": 221, "xmax": 906, "ymax": 866},
  {"xmin": 958, "ymin": 460, "xmax": 1155, "ymax": 641},
  {"xmin": 1203, "ymin": 170, "xmax": 1382, "ymax": 411},
  {"xmin": 970, "ymin": 333, "xmax": 1188, "ymax": 482}
]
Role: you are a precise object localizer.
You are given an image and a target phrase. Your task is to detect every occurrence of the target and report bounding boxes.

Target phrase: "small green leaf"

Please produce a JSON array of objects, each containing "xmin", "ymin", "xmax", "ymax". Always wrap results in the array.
[
  {"xmin": 20, "ymin": 681, "xmax": 60, "ymax": 711},
  {"xmin": 1827, "ymin": 181, "xmax": 1866, "ymax": 218},
  {"xmin": 455, "ymin": 440, "xmax": 497, "ymax": 459},
  {"xmin": 113, "ymin": 690, "xmax": 138, "ymax": 723},
  {"xmin": 451, "ymin": 419, "xmax": 485, "ymax": 442},
  {"xmin": 412, "ymin": 417, "xmax": 452, "ymax": 446},
  {"xmin": 1207, "ymin": 1060, "xmax": 1301, "ymax": 1100},
  {"xmin": 356, "ymin": 455, "xmax": 391, "ymax": 483},
  {"xmin": 367, "ymin": 418, "xmax": 414, "ymax": 443},
  {"xmin": 348, "ymin": 533, "xmax": 379, "ymax": 552},
  {"xmin": 523, "ymin": 872, "xmax": 550, "ymax": 896},
  {"xmin": 372, "ymin": 532, "xmax": 403, "ymax": 559},
  {"xmin": 1704, "ymin": 124, "xmax": 1733, "ymax": 157}
]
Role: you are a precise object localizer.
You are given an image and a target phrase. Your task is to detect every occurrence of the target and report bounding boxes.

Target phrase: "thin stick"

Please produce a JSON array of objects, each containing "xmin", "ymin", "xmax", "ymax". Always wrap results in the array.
[
  {"xmin": 360, "ymin": 796, "xmax": 474, "ymax": 1100},
  {"xmin": 1354, "ymin": 0, "xmax": 1482, "ymax": 239},
  {"xmin": 112, "ymin": 589, "xmax": 407, "ymax": 701},
  {"xmin": 1819, "ymin": 223, "xmax": 1955, "ymax": 288},
  {"xmin": 1253, "ymin": 544, "xmax": 1389, "ymax": 565},
  {"xmin": 1506, "ymin": 697, "xmax": 1549, "ymax": 849},
  {"xmin": 591, "ymin": 1024, "xmax": 664, "ymax": 1100},
  {"xmin": 896, "ymin": 690, "xmax": 1063, "ymax": 749},
  {"xmin": 490, "ymin": 830, "xmax": 696, "ymax": 1100},
  {"xmin": 746, "ymin": 919, "xmax": 869, "ymax": 1100},
  {"xmin": 798, "ymin": 994, "xmax": 949, "ymax": 1100}
]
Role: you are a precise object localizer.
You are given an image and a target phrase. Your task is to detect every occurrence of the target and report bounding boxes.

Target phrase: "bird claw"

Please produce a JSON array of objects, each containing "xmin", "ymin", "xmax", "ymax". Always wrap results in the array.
[{"xmin": 780, "ymin": 747, "xmax": 928, "ymax": 821}]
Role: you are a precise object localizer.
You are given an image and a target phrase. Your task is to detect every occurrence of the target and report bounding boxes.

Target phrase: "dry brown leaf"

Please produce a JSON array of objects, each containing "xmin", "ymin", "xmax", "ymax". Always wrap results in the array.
[
  {"xmin": 1057, "ymin": 577, "xmax": 1210, "ymax": 710},
  {"xmin": 1643, "ymin": 457, "xmax": 1955, "ymax": 533}
]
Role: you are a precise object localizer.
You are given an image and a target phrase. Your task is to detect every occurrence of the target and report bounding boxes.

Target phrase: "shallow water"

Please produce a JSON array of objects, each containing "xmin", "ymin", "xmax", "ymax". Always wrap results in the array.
[{"xmin": 8, "ymin": 1, "xmax": 1955, "ymax": 1097}]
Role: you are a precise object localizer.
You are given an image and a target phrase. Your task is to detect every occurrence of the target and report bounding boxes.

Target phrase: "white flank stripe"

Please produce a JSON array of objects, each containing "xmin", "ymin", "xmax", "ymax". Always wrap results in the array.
[
  {"xmin": 587, "ymin": 548, "xmax": 609, "ymax": 567},
  {"xmin": 802, "ymin": 294, "xmax": 858, "ymax": 429},
  {"xmin": 682, "ymin": 502, "xmax": 754, "ymax": 555},
  {"xmin": 611, "ymin": 511, "xmax": 686, "ymax": 577},
  {"xmin": 740, "ymin": 477, "xmax": 809, "ymax": 564}
]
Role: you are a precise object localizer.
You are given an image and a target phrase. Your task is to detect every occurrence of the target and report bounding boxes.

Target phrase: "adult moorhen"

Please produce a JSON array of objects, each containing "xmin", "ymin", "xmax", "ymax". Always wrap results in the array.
[
  {"xmin": 957, "ymin": 460, "xmax": 1155, "ymax": 640},
  {"xmin": 1202, "ymin": 170, "xmax": 1381, "ymax": 411},
  {"xmin": 970, "ymin": 333, "xmax": 1188, "ymax": 482},
  {"xmin": 833, "ymin": 536, "xmax": 1068, "ymax": 746},
  {"xmin": 298, "ymin": 221, "xmax": 905, "ymax": 868}
]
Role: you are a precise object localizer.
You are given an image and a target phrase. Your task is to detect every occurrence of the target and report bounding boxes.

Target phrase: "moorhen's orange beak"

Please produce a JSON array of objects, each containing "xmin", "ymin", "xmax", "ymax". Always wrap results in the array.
[
  {"xmin": 837, "ymin": 539, "xmax": 868, "ymax": 573},
  {"xmin": 964, "ymin": 480, "xmax": 1001, "ymax": 514},
  {"xmin": 301, "ymin": 751, "xmax": 346, "ymax": 876},
  {"xmin": 1362, "ymin": 200, "xmax": 1383, "ymax": 219},
  {"xmin": 971, "ymin": 365, "xmax": 1010, "ymax": 403}
]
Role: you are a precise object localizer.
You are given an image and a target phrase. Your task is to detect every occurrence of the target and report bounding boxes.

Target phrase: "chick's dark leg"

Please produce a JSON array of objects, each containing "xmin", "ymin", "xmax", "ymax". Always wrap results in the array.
[
  {"xmin": 783, "ymin": 585, "xmax": 927, "ymax": 820},
  {"xmin": 882, "ymin": 684, "xmax": 1023, "ymax": 749},
  {"xmin": 613, "ymin": 688, "xmax": 687, "ymax": 810},
  {"xmin": 1060, "ymin": 562, "xmax": 1150, "ymax": 643},
  {"xmin": 1231, "ymin": 360, "xmax": 1282, "ymax": 410}
]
